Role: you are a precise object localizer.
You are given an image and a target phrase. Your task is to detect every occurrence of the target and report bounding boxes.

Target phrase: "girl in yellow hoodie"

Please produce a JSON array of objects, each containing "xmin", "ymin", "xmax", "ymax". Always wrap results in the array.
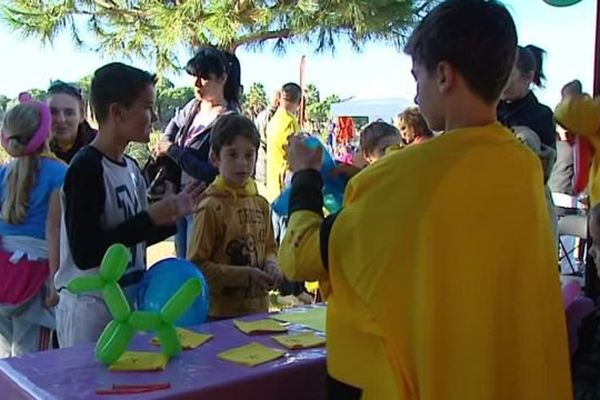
[{"xmin": 187, "ymin": 114, "xmax": 283, "ymax": 319}]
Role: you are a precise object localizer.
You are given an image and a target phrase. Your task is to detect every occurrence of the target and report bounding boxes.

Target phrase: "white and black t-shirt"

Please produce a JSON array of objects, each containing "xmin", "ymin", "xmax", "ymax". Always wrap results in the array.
[{"xmin": 55, "ymin": 146, "xmax": 175, "ymax": 294}]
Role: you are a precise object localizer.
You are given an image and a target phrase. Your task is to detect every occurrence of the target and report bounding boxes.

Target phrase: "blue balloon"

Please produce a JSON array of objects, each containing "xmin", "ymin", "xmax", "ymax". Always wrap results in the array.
[
  {"xmin": 137, "ymin": 258, "xmax": 210, "ymax": 327},
  {"xmin": 272, "ymin": 136, "xmax": 347, "ymax": 216}
]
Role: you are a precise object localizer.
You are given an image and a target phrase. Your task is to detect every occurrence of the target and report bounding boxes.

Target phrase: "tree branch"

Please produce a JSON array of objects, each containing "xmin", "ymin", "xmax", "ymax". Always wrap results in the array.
[
  {"xmin": 233, "ymin": 28, "xmax": 292, "ymax": 50},
  {"xmin": 92, "ymin": 0, "xmax": 146, "ymax": 17}
]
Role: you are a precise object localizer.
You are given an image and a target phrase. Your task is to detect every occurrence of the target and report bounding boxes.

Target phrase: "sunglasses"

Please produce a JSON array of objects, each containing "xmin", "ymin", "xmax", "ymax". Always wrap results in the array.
[{"xmin": 48, "ymin": 80, "xmax": 83, "ymax": 98}]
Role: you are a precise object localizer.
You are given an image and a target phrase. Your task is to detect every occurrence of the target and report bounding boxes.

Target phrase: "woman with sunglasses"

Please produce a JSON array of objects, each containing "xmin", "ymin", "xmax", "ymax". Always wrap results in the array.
[
  {"xmin": 46, "ymin": 81, "xmax": 96, "ymax": 164},
  {"xmin": 154, "ymin": 47, "xmax": 241, "ymax": 258}
]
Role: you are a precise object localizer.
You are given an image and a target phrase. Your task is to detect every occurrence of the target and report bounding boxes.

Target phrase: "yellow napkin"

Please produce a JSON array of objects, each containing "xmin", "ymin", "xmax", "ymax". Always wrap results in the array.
[
  {"xmin": 217, "ymin": 342, "xmax": 285, "ymax": 367},
  {"xmin": 271, "ymin": 307, "xmax": 326, "ymax": 332},
  {"xmin": 272, "ymin": 332, "xmax": 326, "ymax": 350},
  {"xmin": 233, "ymin": 319, "xmax": 288, "ymax": 335},
  {"xmin": 109, "ymin": 351, "xmax": 169, "ymax": 372},
  {"xmin": 150, "ymin": 327, "xmax": 213, "ymax": 350}
]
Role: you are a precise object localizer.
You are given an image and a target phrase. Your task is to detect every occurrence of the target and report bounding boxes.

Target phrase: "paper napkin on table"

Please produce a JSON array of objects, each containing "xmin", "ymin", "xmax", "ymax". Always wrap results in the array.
[
  {"xmin": 233, "ymin": 319, "xmax": 288, "ymax": 335},
  {"xmin": 217, "ymin": 342, "xmax": 285, "ymax": 367}
]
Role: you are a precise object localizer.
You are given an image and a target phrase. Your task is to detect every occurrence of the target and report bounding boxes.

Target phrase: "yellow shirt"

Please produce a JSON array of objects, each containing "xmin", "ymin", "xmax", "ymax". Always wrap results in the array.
[
  {"xmin": 187, "ymin": 177, "xmax": 277, "ymax": 318},
  {"xmin": 555, "ymin": 95, "xmax": 600, "ymax": 205},
  {"xmin": 265, "ymin": 108, "xmax": 300, "ymax": 203},
  {"xmin": 279, "ymin": 123, "xmax": 571, "ymax": 399}
]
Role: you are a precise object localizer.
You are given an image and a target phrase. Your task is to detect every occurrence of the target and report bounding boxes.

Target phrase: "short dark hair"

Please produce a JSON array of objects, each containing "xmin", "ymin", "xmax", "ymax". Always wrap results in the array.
[
  {"xmin": 404, "ymin": 0, "xmax": 517, "ymax": 104},
  {"xmin": 281, "ymin": 83, "xmax": 302, "ymax": 104},
  {"xmin": 210, "ymin": 114, "xmax": 260, "ymax": 156},
  {"xmin": 360, "ymin": 122, "xmax": 400, "ymax": 157},
  {"xmin": 91, "ymin": 63, "xmax": 156, "ymax": 123},
  {"xmin": 516, "ymin": 45, "xmax": 546, "ymax": 88}
]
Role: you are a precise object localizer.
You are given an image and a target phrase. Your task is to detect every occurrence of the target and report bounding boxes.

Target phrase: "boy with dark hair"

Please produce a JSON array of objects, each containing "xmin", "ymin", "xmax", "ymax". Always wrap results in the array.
[
  {"xmin": 188, "ymin": 114, "xmax": 282, "ymax": 319},
  {"xmin": 55, "ymin": 63, "xmax": 203, "ymax": 347},
  {"xmin": 279, "ymin": 1, "xmax": 571, "ymax": 399}
]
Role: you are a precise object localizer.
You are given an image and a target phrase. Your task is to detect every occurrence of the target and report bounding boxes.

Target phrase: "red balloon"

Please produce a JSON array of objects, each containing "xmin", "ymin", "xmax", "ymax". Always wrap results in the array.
[{"xmin": 573, "ymin": 136, "xmax": 593, "ymax": 195}]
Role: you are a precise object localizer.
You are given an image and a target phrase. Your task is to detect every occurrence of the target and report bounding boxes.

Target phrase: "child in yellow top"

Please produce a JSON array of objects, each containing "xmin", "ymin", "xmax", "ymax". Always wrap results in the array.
[
  {"xmin": 188, "ymin": 114, "xmax": 283, "ymax": 319},
  {"xmin": 331, "ymin": 121, "xmax": 403, "ymax": 179},
  {"xmin": 555, "ymin": 94, "xmax": 600, "ymax": 205},
  {"xmin": 265, "ymin": 83, "xmax": 301, "ymax": 202},
  {"xmin": 278, "ymin": 1, "xmax": 571, "ymax": 399}
]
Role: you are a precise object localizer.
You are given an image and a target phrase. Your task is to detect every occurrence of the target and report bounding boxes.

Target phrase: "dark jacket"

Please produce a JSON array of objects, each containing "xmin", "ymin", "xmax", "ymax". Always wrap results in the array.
[
  {"xmin": 50, "ymin": 122, "xmax": 96, "ymax": 164},
  {"xmin": 572, "ymin": 308, "xmax": 600, "ymax": 399},
  {"xmin": 163, "ymin": 99, "xmax": 238, "ymax": 187},
  {"xmin": 498, "ymin": 91, "xmax": 557, "ymax": 150}
]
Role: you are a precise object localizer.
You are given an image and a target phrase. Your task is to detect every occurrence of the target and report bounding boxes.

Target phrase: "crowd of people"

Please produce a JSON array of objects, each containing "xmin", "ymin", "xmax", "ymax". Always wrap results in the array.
[{"xmin": 0, "ymin": 0, "xmax": 599, "ymax": 398}]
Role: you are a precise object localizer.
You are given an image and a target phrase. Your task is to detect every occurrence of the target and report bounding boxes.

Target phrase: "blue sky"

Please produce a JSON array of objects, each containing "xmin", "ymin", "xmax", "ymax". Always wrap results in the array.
[{"xmin": 0, "ymin": 0, "xmax": 595, "ymax": 108}]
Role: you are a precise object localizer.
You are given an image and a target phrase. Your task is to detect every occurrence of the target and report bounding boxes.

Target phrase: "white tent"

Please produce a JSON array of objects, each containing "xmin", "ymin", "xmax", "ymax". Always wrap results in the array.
[{"xmin": 330, "ymin": 97, "xmax": 414, "ymax": 122}]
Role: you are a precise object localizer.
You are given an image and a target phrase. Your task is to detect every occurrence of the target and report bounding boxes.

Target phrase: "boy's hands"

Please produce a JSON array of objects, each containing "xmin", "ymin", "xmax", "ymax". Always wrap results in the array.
[
  {"xmin": 154, "ymin": 140, "xmax": 173, "ymax": 158},
  {"xmin": 264, "ymin": 261, "xmax": 283, "ymax": 289},
  {"xmin": 247, "ymin": 267, "xmax": 273, "ymax": 298},
  {"xmin": 286, "ymin": 135, "xmax": 323, "ymax": 172},
  {"xmin": 148, "ymin": 182, "xmax": 206, "ymax": 226},
  {"xmin": 248, "ymin": 267, "xmax": 273, "ymax": 289}
]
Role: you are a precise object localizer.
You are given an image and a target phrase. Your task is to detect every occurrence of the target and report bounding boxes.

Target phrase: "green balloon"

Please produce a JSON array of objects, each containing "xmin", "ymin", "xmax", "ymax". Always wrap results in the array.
[
  {"xmin": 67, "ymin": 276, "xmax": 105, "ymax": 294},
  {"xmin": 96, "ymin": 320, "xmax": 119, "ymax": 363},
  {"xmin": 103, "ymin": 282, "xmax": 131, "ymax": 321},
  {"xmin": 160, "ymin": 278, "xmax": 201, "ymax": 323},
  {"xmin": 99, "ymin": 244, "xmax": 130, "ymax": 282},
  {"xmin": 95, "ymin": 321, "xmax": 134, "ymax": 365},
  {"xmin": 543, "ymin": 0, "xmax": 582, "ymax": 6},
  {"xmin": 96, "ymin": 321, "xmax": 135, "ymax": 365},
  {"xmin": 158, "ymin": 324, "xmax": 181, "ymax": 357},
  {"xmin": 128, "ymin": 311, "xmax": 162, "ymax": 331}
]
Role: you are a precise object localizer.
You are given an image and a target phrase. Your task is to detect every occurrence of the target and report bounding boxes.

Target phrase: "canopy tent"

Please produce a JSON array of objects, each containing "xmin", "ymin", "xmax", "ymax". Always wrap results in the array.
[{"xmin": 330, "ymin": 97, "xmax": 414, "ymax": 123}]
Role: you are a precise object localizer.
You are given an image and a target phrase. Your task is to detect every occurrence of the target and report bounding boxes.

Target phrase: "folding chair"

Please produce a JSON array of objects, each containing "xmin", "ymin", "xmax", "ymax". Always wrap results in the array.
[{"xmin": 554, "ymin": 192, "xmax": 588, "ymax": 275}]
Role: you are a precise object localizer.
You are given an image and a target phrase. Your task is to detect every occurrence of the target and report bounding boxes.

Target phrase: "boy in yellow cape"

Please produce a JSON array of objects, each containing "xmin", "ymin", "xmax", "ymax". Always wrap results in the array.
[{"xmin": 278, "ymin": 1, "xmax": 572, "ymax": 399}]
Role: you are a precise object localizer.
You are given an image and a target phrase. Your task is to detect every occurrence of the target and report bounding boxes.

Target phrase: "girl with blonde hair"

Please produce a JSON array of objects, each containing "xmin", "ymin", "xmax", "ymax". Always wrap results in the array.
[{"xmin": 0, "ymin": 93, "xmax": 66, "ymax": 357}]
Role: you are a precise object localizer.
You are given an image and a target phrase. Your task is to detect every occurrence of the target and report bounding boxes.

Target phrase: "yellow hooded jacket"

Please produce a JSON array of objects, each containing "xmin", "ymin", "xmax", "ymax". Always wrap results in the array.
[
  {"xmin": 279, "ymin": 123, "xmax": 572, "ymax": 399},
  {"xmin": 188, "ymin": 176, "xmax": 278, "ymax": 318},
  {"xmin": 555, "ymin": 95, "xmax": 600, "ymax": 205}
]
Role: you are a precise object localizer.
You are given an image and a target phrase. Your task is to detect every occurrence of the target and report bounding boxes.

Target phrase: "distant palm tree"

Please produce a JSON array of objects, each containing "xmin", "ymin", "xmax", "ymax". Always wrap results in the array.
[{"xmin": 244, "ymin": 82, "xmax": 268, "ymax": 119}]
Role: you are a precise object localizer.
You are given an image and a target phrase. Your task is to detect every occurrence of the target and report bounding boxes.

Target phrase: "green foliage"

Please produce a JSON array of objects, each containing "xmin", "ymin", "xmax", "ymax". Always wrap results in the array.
[
  {"xmin": 307, "ymin": 94, "xmax": 341, "ymax": 123},
  {"xmin": 156, "ymin": 85, "xmax": 194, "ymax": 128},
  {"xmin": 1, "ymin": 0, "xmax": 436, "ymax": 72},
  {"xmin": 125, "ymin": 131, "xmax": 161, "ymax": 167},
  {"xmin": 28, "ymin": 88, "xmax": 47, "ymax": 101},
  {"xmin": 0, "ymin": 95, "xmax": 9, "ymax": 112},
  {"xmin": 242, "ymin": 82, "xmax": 267, "ymax": 118},
  {"xmin": 304, "ymin": 83, "xmax": 320, "ymax": 105}
]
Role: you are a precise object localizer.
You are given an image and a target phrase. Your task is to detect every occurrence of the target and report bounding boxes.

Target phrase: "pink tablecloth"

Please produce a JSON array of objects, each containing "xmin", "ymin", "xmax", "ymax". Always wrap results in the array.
[{"xmin": 0, "ymin": 308, "xmax": 327, "ymax": 400}]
